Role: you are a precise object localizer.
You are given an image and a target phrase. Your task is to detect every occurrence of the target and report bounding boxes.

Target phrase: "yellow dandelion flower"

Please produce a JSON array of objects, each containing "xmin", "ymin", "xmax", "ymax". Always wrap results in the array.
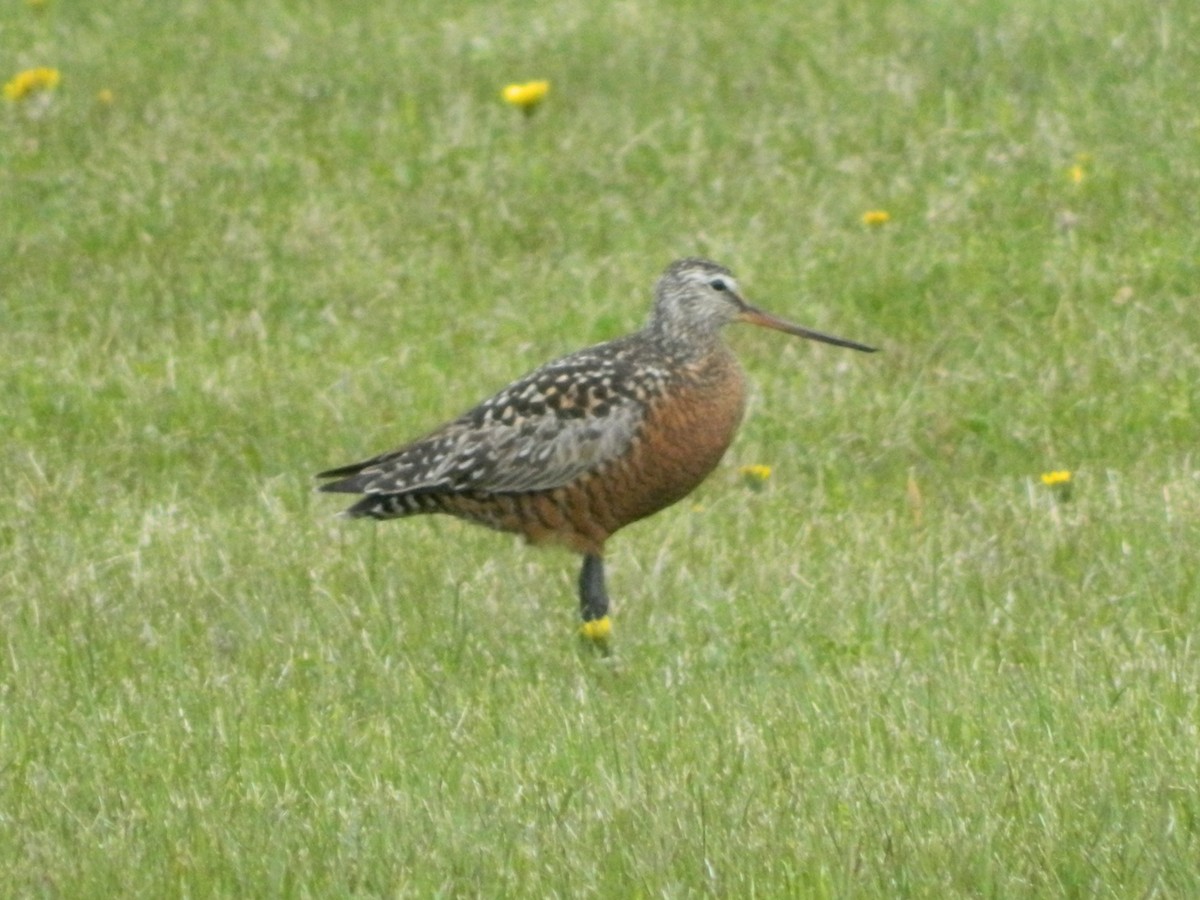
[
  {"xmin": 4, "ymin": 66, "xmax": 61, "ymax": 102},
  {"xmin": 1068, "ymin": 164, "xmax": 1085, "ymax": 184},
  {"xmin": 579, "ymin": 616, "xmax": 612, "ymax": 643},
  {"xmin": 501, "ymin": 79, "xmax": 550, "ymax": 112},
  {"xmin": 26, "ymin": 0, "xmax": 48, "ymax": 8},
  {"xmin": 738, "ymin": 464, "xmax": 772, "ymax": 481},
  {"xmin": 739, "ymin": 464, "xmax": 772, "ymax": 491},
  {"xmin": 96, "ymin": 88, "xmax": 114, "ymax": 105},
  {"xmin": 1040, "ymin": 470, "xmax": 1072, "ymax": 487},
  {"xmin": 861, "ymin": 209, "xmax": 891, "ymax": 226}
]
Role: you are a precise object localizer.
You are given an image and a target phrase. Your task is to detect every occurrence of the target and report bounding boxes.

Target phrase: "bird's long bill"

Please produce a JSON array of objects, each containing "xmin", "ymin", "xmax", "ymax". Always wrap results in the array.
[{"xmin": 738, "ymin": 304, "xmax": 878, "ymax": 352}]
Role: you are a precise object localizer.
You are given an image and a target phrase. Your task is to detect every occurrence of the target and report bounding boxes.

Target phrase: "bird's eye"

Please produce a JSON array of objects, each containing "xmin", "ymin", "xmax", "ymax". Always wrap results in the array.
[{"xmin": 709, "ymin": 278, "xmax": 729, "ymax": 292}]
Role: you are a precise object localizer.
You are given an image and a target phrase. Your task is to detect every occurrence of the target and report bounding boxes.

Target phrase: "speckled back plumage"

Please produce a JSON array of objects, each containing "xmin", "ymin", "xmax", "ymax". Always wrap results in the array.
[{"xmin": 320, "ymin": 336, "xmax": 673, "ymax": 505}]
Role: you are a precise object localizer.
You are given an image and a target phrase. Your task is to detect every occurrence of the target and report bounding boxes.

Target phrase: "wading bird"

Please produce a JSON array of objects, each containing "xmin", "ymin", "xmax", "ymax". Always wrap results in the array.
[{"xmin": 318, "ymin": 258, "xmax": 876, "ymax": 647}]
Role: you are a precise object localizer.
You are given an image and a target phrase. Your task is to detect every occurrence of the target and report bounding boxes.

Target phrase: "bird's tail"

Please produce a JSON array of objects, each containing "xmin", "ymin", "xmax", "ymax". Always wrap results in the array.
[{"xmin": 333, "ymin": 489, "xmax": 448, "ymax": 521}]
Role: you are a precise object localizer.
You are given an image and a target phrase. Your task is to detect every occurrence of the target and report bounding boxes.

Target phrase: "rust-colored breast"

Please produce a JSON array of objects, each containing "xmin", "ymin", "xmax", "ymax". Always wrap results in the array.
[{"xmin": 585, "ymin": 350, "xmax": 744, "ymax": 535}]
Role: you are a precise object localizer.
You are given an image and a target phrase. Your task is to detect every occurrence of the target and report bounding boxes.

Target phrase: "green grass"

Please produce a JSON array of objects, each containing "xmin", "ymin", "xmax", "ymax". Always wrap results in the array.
[{"xmin": 4, "ymin": 0, "xmax": 1200, "ymax": 895}]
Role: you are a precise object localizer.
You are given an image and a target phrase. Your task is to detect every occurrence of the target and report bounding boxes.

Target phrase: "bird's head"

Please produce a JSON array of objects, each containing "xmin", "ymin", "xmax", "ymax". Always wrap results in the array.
[{"xmin": 649, "ymin": 257, "xmax": 878, "ymax": 354}]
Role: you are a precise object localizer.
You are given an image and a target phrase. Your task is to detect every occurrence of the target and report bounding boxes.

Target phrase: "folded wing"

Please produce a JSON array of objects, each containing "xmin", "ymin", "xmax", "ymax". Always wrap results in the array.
[{"xmin": 318, "ymin": 342, "xmax": 664, "ymax": 503}]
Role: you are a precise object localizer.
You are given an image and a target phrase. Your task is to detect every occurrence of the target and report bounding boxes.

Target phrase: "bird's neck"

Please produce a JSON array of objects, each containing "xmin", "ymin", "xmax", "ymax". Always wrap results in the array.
[{"xmin": 644, "ymin": 317, "xmax": 727, "ymax": 363}]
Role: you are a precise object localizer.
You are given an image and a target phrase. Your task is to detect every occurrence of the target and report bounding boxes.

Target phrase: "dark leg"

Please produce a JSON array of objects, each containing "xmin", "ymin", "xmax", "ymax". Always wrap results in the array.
[
  {"xmin": 579, "ymin": 553, "xmax": 609, "ymax": 621},
  {"xmin": 578, "ymin": 553, "xmax": 612, "ymax": 648}
]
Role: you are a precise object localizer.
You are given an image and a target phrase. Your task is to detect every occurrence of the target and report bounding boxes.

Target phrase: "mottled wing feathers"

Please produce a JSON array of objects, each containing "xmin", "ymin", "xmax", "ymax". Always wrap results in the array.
[{"xmin": 318, "ymin": 339, "xmax": 668, "ymax": 511}]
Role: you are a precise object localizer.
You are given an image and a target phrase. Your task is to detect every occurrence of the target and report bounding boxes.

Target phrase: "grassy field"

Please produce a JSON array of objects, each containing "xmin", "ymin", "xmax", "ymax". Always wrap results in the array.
[{"xmin": 4, "ymin": 0, "xmax": 1200, "ymax": 895}]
